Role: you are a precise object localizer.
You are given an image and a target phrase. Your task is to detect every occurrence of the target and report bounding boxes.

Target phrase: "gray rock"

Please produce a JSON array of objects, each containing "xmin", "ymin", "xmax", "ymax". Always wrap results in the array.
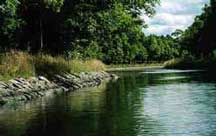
[{"xmin": 0, "ymin": 71, "xmax": 116, "ymax": 106}]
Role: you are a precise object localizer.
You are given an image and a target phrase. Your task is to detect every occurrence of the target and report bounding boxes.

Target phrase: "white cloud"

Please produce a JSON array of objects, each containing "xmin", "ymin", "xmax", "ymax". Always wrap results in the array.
[
  {"xmin": 144, "ymin": 25, "xmax": 186, "ymax": 36},
  {"xmin": 148, "ymin": 13, "xmax": 194, "ymax": 26},
  {"xmin": 142, "ymin": 0, "xmax": 210, "ymax": 35}
]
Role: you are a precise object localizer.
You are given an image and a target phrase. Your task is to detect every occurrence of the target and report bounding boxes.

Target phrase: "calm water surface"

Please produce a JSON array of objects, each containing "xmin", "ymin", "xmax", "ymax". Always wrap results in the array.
[{"xmin": 0, "ymin": 69, "xmax": 216, "ymax": 136}]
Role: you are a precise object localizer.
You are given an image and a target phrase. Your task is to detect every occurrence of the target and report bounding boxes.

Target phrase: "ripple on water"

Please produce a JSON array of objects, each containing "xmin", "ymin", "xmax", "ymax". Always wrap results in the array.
[
  {"xmin": 137, "ymin": 83, "xmax": 216, "ymax": 135},
  {"xmin": 141, "ymin": 69, "xmax": 205, "ymax": 74}
]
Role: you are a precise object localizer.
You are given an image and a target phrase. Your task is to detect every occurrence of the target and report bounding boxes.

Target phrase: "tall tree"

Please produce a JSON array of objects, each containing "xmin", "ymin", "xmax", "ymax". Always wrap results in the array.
[{"xmin": 18, "ymin": 0, "xmax": 64, "ymax": 52}]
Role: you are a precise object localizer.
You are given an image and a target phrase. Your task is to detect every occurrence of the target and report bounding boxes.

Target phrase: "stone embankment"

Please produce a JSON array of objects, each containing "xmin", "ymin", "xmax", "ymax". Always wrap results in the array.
[{"xmin": 0, "ymin": 72, "xmax": 118, "ymax": 106}]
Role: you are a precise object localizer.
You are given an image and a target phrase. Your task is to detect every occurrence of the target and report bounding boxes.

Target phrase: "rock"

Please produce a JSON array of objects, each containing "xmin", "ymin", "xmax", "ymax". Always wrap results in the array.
[
  {"xmin": 38, "ymin": 76, "xmax": 50, "ymax": 83},
  {"xmin": 0, "ymin": 71, "xmax": 116, "ymax": 106},
  {"xmin": 0, "ymin": 82, "xmax": 9, "ymax": 89},
  {"xmin": 111, "ymin": 74, "xmax": 119, "ymax": 80},
  {"xmin": 28, "ymin": 77, "xmax": 38, "ymax": 84}
]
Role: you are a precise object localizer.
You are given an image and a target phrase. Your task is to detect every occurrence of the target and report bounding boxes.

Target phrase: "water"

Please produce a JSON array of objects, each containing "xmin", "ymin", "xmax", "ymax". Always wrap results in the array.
[{"xmin": 0, "ymin": 68, "xmax": 216, "ymax": 136}]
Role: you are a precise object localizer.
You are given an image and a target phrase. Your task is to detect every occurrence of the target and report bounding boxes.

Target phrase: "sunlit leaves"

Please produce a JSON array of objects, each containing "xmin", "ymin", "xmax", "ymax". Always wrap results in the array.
[
  {"xmin": 0, "ymin": 0, "xmax": 23, "ymax": 48},
  {"xmin": 43, "ymin": 0, "xmax": 64, "ymax": 12}
]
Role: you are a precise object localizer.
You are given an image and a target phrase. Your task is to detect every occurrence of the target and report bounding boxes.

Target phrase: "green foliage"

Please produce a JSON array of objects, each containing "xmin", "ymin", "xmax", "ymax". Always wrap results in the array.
[
  {"xmin": 43, "ymin": 0, "xmax": 64, "ymax": 12},
  {"xmin": 61, "ymin": 3, "xmax": 152, "ymax": 64},
  {"xmin": 0, "ymin": 0, "xmax": 164, "ymax": 65},
  {"xmin": 3, "ymin": 0, "xmax": 216, "ymax": 70},
  {"xmin": 0, "ymin": 0, "xmax": 23, "ymax": 49},
  {"xmin": 143, "ymin": 35, "xmax": 180, "ymax": 61},
  {"xmin": 98, "ymin": 4, "xmax": 150, "ymax": 63}
]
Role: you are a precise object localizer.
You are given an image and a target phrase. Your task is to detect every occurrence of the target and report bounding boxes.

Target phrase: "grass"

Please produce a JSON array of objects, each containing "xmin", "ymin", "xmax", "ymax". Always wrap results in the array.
[
  {"xmin": 34, "ymin": 56, "xmax": 105, "ymax": 78},
  {"xmin": 0, "ymin": 51, "xmax": 35, "ymax": 80},
  {"xmin": 0, "ymin": 51, "xmax": 106, "ymax": 81}
]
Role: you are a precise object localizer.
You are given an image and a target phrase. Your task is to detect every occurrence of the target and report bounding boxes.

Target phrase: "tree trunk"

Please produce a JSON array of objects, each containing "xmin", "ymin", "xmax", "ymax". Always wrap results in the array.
[{"xmin": 40, "ymin": 18, "xmax": 43, "ymax": 51}]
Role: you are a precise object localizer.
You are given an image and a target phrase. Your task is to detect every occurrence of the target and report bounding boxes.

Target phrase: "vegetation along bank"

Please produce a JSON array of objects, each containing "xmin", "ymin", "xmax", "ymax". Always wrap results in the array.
[{"xmin": 0, "ymin": 51, "xmax": 118, "ymax": 106}]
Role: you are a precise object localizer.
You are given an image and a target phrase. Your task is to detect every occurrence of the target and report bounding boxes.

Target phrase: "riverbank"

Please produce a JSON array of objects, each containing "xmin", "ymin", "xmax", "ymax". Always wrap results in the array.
[
  {"xmin": 107, "ymin": 63, "xmax": 164, "ymax": 72},
  {"xmin": 0, "ymin": 71, "xmax": 117, "ymax": 106},
  {"xmin": 107, "ymin": 66, "xmax": 164, "ymax": 72},
  {"xmin": 0, "ymin": 51, "xmax": 118, "ymax": 107},
  {"xmin": 164, "ymin": 58, "xmax": 216, "ymax": 70}
]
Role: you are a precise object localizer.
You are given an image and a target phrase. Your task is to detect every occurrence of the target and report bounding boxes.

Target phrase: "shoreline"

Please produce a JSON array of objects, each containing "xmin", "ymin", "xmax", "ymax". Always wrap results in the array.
[
  {"xmin": 0, "ymin": 71, "xmax": 118, "ymax": 106},
  {"xmin": 106, "ymin": 66, "xmax": 164, "ymax": 72}
]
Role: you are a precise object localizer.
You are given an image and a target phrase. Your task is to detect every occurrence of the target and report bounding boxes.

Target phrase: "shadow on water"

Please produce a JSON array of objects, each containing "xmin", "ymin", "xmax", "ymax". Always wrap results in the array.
[{"xmin": 1, "ymin": 68, "xmax": 216, "ymax": 136}]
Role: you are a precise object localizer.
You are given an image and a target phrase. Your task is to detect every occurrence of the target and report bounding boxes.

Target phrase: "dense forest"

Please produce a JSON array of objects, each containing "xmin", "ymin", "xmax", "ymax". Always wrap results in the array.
[
  {"xmin": 0, "ymin": 0, "xmax": 183, "ymax": 64},
  {"xmin": 0, "ymin": 0, "xmax": 215, "ymax": 65}
]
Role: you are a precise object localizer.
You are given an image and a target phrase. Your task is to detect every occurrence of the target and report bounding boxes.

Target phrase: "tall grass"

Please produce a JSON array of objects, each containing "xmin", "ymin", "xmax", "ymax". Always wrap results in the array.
[
  {"xmin": 34, "ymin": 56, "xmax": 105, "ymax": 77},
  {"xmin": 34, "ymin": 55, "xmax": 71, "ymax": 77},
  {"xmin": 0, "ymin": 51, "xmax": 106, "ymax": 80},
  {"xmin": 83, "ymin": 59, "xmax": 106, "ymax": 72},
  {"xmin": 0, "ymin": 51, "xmax": 34, "ymax": 80}
]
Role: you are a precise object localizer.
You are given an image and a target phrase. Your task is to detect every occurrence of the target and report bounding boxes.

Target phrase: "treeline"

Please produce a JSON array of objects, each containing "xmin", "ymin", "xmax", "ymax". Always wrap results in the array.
[
  {"xmin": 144, "ymin": 35, "xmax": 180, "ymax": 61},
  {"xmin": 0, "ymin": 0, "xmax": 183, "ymax": 64}
]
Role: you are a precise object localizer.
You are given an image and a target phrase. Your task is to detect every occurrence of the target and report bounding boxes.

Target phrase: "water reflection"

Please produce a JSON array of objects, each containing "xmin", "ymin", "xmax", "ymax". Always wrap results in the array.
[{"xmin": 0, "ymin": 69, "xmax": 216, "ymax": 136}]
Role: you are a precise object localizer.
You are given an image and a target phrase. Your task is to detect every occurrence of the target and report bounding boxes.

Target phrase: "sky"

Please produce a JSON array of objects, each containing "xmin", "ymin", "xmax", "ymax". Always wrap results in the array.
[{"xmin": 142, "ymin": 0, "xmax": 210, "ymax": 36}]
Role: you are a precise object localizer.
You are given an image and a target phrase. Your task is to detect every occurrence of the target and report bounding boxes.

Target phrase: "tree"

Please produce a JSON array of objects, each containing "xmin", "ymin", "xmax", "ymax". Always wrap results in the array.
[
  {"xmin": 0, "ymin": 0, "xmax": 23, "ymax": 50},
  {"xmin": 17, "ymin": 0, "xmax": 64, "ymax": 52},
  {"xmin": 0, "ymin": 0, "xmax": 161, "ymax": 64}
]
